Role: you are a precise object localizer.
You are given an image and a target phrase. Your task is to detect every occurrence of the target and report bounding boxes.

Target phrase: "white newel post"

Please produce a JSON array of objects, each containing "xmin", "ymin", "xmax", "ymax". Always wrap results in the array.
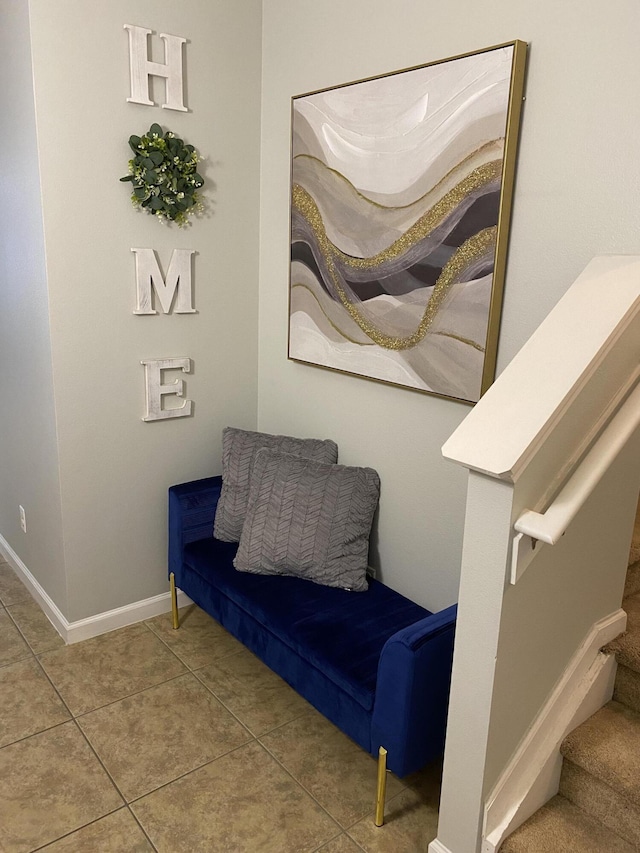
[
  {"xmin": 430, "ymin": 473, "xmax": 517, "ymax": 853},
  {"xmin": 430, "ymin": 255, "xmax": 640, "ymax": 853}
]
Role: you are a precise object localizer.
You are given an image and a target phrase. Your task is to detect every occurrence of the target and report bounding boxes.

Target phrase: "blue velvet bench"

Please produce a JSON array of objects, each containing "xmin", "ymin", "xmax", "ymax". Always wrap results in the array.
[{"xmin": 169, "ymin": 475, "xmax": 457, "ymax": 825}]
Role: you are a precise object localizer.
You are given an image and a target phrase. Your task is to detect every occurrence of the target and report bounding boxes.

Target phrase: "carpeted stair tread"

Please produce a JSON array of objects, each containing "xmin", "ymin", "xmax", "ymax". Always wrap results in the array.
[
  {"xmin": 500, "ymin": 515, "xmax": 640, "ymax": 851},
  {"xmin": 560, "ymin": 701, "xmax": 640, "ymax": 806},
  {"xmin": 560, "ymin": 759, "xmax": 640, "ymax": 847},
  {"xmin": 607, "ymin": 590, "xmax": 640, "ymax": 673},
  {"xmin": 499, "ymin": 795, "xmax": 635, "ymax": 852}
]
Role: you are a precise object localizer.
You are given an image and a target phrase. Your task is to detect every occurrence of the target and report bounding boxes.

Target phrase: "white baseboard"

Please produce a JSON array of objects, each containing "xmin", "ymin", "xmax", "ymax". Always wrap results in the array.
[
  {"xmin": 428, "ymin": 840, "xmax": 454, "ymax": 853},
  {"xmin": 482, "ymin": 608, "xmax": 626, "ymax": 853},
  {"xmin": 0, "ymin": 534, "xmax": 191, "ymax": 644}
]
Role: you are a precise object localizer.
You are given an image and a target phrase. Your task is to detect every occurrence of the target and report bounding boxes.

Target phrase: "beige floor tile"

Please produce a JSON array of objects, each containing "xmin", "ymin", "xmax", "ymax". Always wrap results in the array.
[
  {"xmin": 0, "ymin": 562, "xmax": 31, "ymax": 606},
  {"xmin": 195, "ymin": 647, "xmax": 311, "ymax": 735},
  {"xmin": 7, "ymin": 598, "xmax": 65, "ymax": 653},
  {"xmin": 38, "ymin": 623, "xmax": 187, "ymax": 715},
  {"xmin": 145, "ymin": 604, "xmax": 244, "ymax": 669},
  {"xmin": 0, "ymin": 609, "xmax": 31, "ymax": 666},
  {"xmin": 0, "ymin": 721, "xmax": 123, "ymax": 853},
  {"xmin": 260, "ymin": 710, "xmax": 404, "ymax": 828},
  {"xmin": 39, "ymin": 807, "xmax": 153, "ymax": 852},
  {"xmin": 78, "ymin": 673, "xmax": 251, "ymax": 801},
  {"xmin": 0, "ymin": 657, "xmax": 70, "ymax": 747},
  {"xmin": 133, "ymin": 740, "xmax": 339, "ymax": 852},
  {"xmin": 401, "ymin": 758, "xmax": 444, "ymax": 800},
  {"xmin": 315, "ymin": 833, "xmax": 365, "ymax": 852},
  {"xmin": 346, "ymin": 761, "xmax": 442, "ymax": 852}
]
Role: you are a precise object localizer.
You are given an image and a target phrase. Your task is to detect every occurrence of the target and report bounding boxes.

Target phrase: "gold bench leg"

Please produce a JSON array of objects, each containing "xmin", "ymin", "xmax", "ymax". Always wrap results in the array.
[
  {"xmin": 169, "ymin": 572, "xmax": 180, "ymax": 629},
  {"xmin": 375, "ymin": 746, "xmax": 388, "ymax": 827}
]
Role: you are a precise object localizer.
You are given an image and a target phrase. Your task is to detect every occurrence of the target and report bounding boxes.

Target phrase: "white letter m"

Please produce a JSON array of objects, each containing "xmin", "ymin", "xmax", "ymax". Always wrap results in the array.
[{"xmin": 132, "ymin": 248, "xmax": 196, "ymax": 315}]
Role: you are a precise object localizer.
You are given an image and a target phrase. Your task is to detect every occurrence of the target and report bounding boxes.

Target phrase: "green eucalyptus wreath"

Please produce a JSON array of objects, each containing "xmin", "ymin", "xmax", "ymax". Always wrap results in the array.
[{"xmin": 120, "ymin": 123, "xmax": 204, "ymax": 226}]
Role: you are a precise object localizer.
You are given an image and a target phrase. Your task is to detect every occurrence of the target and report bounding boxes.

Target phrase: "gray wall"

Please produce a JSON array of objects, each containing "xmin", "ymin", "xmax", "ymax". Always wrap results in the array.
[
  {"xmin": 2, "ymin": 0, "xmax": 639, "ymax": 626},
  {"xmin": 0, "ymin": 0, "xmax": 262, "ymax": 622},
  {"xmin": 257, "ymin": 0, "xmax": 640, "ymax": 611},
  {"xmin": 0, "ymin": 0, "xmax": 67, "ymax": 611}
]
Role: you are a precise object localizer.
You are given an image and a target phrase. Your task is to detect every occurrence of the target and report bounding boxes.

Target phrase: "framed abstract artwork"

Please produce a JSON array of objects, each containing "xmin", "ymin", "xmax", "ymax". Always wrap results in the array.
[{"xmin": 288, "ymin": 41, "xmax": 527, "ymax": 404}]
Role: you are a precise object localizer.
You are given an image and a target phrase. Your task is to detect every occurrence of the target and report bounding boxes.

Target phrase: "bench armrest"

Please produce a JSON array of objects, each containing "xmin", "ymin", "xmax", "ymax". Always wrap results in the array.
[
  {"xmin": 168, "ymin": 476, "xmax": 223, "ymax": 580},
  {"xmin": 371, "ymin": 603, "xmax": 457, "ymax": 777}
]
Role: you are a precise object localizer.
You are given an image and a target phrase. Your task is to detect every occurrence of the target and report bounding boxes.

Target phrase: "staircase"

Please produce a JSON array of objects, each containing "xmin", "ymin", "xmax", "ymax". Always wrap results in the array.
[{"xmin": 500, "ymin": 507, "xmax": 640, "ymax": 852}]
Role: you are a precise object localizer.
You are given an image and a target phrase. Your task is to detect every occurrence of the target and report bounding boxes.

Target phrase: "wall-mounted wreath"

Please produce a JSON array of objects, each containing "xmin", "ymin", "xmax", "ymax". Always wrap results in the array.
[{"xmin": 120, "ymin": 123, "xmax": 204, "ymax": 226}]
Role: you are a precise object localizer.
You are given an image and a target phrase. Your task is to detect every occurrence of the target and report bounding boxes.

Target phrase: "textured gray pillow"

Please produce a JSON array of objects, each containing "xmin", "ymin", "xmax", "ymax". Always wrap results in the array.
[
  {"xmin": 234, "ymin": 449, "xmax": 380, "ymax": 591},
  {"xmin": 213, "ymin": 428, "xmax": 339, "ymax": 542}
]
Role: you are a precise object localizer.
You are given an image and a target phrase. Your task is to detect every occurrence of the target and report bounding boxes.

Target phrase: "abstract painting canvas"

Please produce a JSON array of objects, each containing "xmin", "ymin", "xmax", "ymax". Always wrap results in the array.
[{"xmin": 289, "ymin": 41, "xmax": 527, "ymax": 403}]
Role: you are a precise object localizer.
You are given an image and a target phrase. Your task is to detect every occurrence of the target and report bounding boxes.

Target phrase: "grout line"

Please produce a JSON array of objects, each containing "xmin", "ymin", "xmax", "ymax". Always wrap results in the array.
[
  {"xmin": 122, "ymin": 734, "xmax": 345, "ymax": 842},
  {"xmin": 190, "ymin": 666, "xmax": 313, "ymax": 738},
  {"xmin": 28, "ymin": 807, "xmax": 132, "ymax": 852},
  {"xmin": 309, "ymin": 830, "xmax": 361, "ymax": 853},
  {"xmin": 256, "ymin": 714, "xmax": 413, "ymax": 830},
  {"xmin": 8, "ymin": 650, "xmax": 163, "ymax": 814},
  {"xmin": 0, "ymin": 652, "xmax": 34, "ymax": 672},
  {"xmin": 4, "ymin": 602, "xmax": 63, "ymax": 657},
  {"xmin": 69, "ymin": 670, "xmax": 196, "ymax": 721},
  {"xmin": 17, "ymin": 650, "xmax": 252, "ymax": 849},
  {"xmin": 125, "ymin": 803, "xmax": 160, "ymax": 852},
  {"xmin": 3, "ymin": 653, "xmax": 57, "ymax": 734},
  {"xmin": 0, "ymin": 717, "xmax": 72, "ymax": 752},
  {"xmin": 256, "ymin": 737, "xmax": 352, "ymax": 832},
  {"xmin": 189, "ymin": 672, "xmax": 258, "ymax": 740},
  {"xmin": 255, "ymin": 732, "xmax": 426, "ymax": 842},
  {"xmin": 142, "ymin": 612, "xmax": 212, "ymax": 670},
  {"xmin": 33, "ymin": 624, "xmax": 195, "ymax": 719},
  {"xmin": 0, "ymin": 593, "xmax": 33, "ymax": 608},
  {"xmin": 32, "ymin": 655, "xmax": 82, "ymax": 719},
  {"xmin": 72, "ymin": 715, "xmax": 129, "ymax": 804},
  {"xmin": 126, "ymin": 738, "xmax": 260, "ymax": 805},
  {"xmin": 0, "ymin": 595, "xmax": 400, "ymax": 851},
  {"xmin": 341, "ymin": 833, "xmax": 369, "ymax": 853},
  {"xmin": 3, "ymin": 603, "xmax": 38, "ymax": 657},
  {"xmin": 0, "ymin": 717, "xmax": 133, "ymax": 853},
  {"xmin": 127, "ymin": 739, "xmax": 258, "ymax": 805},
  {"xmin": 318, "ymin": 833, "xmax": 369, "ymax": 853},
  {"xmin": 28, "ymin": 628, "xmax": 259, "ymax": 808},
  {"xmin": 143, "ymin": 610, "xmax": 246, "ymax": 672}
]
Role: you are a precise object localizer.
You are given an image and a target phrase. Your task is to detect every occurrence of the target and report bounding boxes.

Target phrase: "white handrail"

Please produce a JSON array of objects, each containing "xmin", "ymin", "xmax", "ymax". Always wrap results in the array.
[{"xmin": 514, "ymin": 380, "xmax": 640, "ymax": 546}]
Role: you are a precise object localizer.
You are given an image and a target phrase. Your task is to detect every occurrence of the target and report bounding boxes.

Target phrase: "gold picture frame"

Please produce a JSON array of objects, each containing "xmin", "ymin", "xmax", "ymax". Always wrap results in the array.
[{"xmin": 288, "ymin": 40, "xmax": 527, "ymax": 404}]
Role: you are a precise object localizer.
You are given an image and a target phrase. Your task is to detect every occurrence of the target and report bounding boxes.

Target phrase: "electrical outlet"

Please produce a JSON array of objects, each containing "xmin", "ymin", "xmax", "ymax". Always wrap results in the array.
[{"xmin": 19, "ymin": 505, "xmax": 26, "ymax": 533}]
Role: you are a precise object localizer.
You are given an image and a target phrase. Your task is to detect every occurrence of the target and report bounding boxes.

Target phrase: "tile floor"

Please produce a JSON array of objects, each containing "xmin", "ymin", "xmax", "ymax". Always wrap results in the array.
[{"xmin": 0, "ymin": 558, "xmax": 442, "ymax": 853}]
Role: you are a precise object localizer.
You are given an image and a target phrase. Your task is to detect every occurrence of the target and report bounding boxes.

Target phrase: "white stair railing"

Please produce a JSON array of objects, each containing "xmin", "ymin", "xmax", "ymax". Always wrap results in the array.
[
  {"xmin": 511, "ymin": 375, "xmax": 640, "ymax": 583},
  {"xmin": 431, "ymin": 255, "xmax": 640, "ymax": 853}
]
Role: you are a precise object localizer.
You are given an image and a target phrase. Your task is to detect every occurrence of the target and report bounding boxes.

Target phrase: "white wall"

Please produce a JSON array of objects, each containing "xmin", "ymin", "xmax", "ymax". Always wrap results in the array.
[
  {"xmin": 3, "ymin": 0, "xmax": 639, "ymax": 628},
  {"xmin": 4, "ymin": 0, "xmax": 263, "ymax": 622},
  {"xmin": 0, "ymin": 0, "xmax": 67, "ymax": 611},
  {"xmin": 258, "ymin": 0, "xmax": 640, "ymax": 611}
]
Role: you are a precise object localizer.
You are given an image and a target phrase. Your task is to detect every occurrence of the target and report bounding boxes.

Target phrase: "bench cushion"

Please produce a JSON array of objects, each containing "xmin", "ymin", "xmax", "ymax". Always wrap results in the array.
[{"xmin": 184, "ymin": 537, "xmax": 430, "ymax": 711}]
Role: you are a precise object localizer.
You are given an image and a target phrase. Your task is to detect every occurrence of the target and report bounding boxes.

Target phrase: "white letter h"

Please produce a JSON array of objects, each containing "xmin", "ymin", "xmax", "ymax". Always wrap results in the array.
[{"xmin": 124, "ymin": 24, "xmax": 187, "ymax": 112}]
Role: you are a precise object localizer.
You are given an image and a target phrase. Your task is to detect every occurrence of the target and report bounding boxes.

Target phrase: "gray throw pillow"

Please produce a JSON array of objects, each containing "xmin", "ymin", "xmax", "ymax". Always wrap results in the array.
[
  {"xmin": 213, "ymin": 427, "xmax": 339, "ymax": 542},
  {"xmin": 234, "ymin": 449, "xmax": 380, "ymax": 592}
]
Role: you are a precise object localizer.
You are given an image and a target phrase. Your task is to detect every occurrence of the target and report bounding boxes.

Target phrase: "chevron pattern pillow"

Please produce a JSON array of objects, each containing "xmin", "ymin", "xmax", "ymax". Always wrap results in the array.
[
  {"xmin": 213, "ymin": 428, "xmax": 339, "ymax": 542},
  {"xmin": 234, "ymin": 449, "xmax": 380, "ymax": 591}
]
